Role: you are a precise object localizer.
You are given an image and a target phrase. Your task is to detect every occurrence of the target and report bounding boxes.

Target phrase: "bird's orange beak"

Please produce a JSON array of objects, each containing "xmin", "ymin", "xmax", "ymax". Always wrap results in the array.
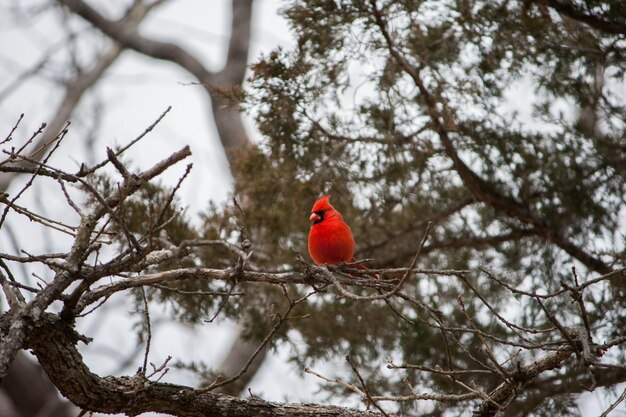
[{"xmin": 310, "ymin": 212, "xmax": 321, "ymax": 222}]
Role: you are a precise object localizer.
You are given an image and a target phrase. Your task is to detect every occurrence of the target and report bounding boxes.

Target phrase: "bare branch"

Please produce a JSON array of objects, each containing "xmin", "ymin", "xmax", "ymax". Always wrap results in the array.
[
  {"xmin": 472, "ymin": 350, "xmax": 573, "ymax": 417},
  {"xmin": 140, "ymin": 287, "xmax": 152, "ymax": 377},
  {"xmin": 346, "ymin": 355, "xmax": 389, "ymax": 416},
  {"xmin": 76, "ymin": 267, "xmax": 393, "ymax": 312},
  {"xmin": 1, "ymin": 114, "xmax": 24, "ymax": 146},
  {"xmin": 86, "ymin": 106, "xmax": 173, "ymax": 175},
  {"xmin": 599, "ymin": 386, "xmax": 626, "ymax": 417},
  {"xmin": 39, "ymin": 146, "xmax": 192, "ymax": 315},
  {"xmin": 55, "ymin": 0, "xmax": 252, "ymax": 158}
]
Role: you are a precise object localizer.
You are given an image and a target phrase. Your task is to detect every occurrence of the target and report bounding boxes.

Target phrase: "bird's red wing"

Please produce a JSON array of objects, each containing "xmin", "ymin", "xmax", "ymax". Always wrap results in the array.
[{"xmin": 308, "ymin": 218, "xmax": 355, "ymax": 265}]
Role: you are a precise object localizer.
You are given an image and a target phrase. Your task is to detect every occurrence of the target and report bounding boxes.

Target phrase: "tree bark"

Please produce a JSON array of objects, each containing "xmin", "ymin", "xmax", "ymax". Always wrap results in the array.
[{"xmin": 21, "ymin": 313, "xmax": 380, "ymax": 417}]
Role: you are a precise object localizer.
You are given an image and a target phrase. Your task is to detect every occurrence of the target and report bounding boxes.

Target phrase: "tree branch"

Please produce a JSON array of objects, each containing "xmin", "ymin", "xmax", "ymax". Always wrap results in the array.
[
  {"xmin": 21, "ymin": 313, "xmax": 381, "ymax": 417},
  {"xmin": 533, "ymin": 0, "xmax": 626, "ymax": 36},
  {"xmin": 0, "ymin": 0, "xmax": 163, "ymax": 192},
  {"xmin": 55, "ymin": 0, "xmax": 252, "ymax": 157},
  {"xmin": 75, "ymin": 266, "xmax": 402, "ymax": 313},
  {"xmin": 512, "ymin": 365, "xmax": 626, "ymax": 416},
  {"xmin": 473, "ymin": 349, "xmax": 573, "ymax": 417}
]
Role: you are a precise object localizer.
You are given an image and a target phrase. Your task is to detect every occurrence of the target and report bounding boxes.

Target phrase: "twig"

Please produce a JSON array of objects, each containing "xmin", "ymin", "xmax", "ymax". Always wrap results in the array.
[
  {"xmin": 232, "ymin": 196, "xmax": 252, "ymax": 254},
  {"xmin": 304, "ymin": 367, "xmax": 365, "ymax": 397},
  {"xmin": 4, "ymin": 279, "xmax": 39, "ymax": 294},
  {"xmin": 450, "ymin": 377, "xmax": 504, "ymax": 411},
  {"xmin": 387, "ymin": 362, "xmax": 492, "ymax": 375},
  {"xmin": 0, "ymin": 270, "xmax": 22, "ymax": 308},
  {"xmin": 535, "ymin": 297, "xmax": 580, "ymax": 359},
  {"xmin": 180, "ymin": 239, "xmax": 248, "ymax": 259},
  {"xmin": 204, "ymin": 279, "xmax": 238, "ymax": 323},
  {"xmin": 200, "ymin": 311, "xmax": 282, "ymax": 392},
  {"xmin": 473, "ymin": 349, "xmax": 573, "ymax": 417},
  {"xmin": 200, "ymin": 286, "xmax": 319, "ymax": 392},
  {"xmin": 346, "ymin": 355, "xmax": 389, "ymax": 416},
  {"xmin": 457, "ymin": 296, "xmax": 514, "ymax": 390},
  {"xmin": 0, "ymin": 123, "xmax": 69, "ymax": 229},
  {"xmin": 479, "ymin": 267, "xmax": 566, "ymax": 300},
  {"xmin": 0, "ymin": 196, "xmax": 78, "ymax": 237},
  {"xmin": 81, "ymin": 178, "xmax": 142, "ymax": 254},
  {"xmin": 150, "ymin": 283, "xmax": 243, "ymax": 297},
  {"xmin": 85, "ymin": 106, "xmax": 172, "ymax": 175},
  {"xmin": 56, "ymin": 175, "xmax": 83, "ymax": 216},
  {"xmin": 154, "ymin": 163, "xmax": 192, "ymax": 230},
  {"xmin": 458, "ymin": 271, "xmax": 548, "ymax": 337},
  {"xmin": 564, "ymin": 267, "xmax": 593, "ymax": 358},
  {"xmin": 106, "ymin": 147, "xmax": 132, "ymax": 180},
  {"xmin": 1, "ymin": 114, "xmax": 24, "ymax": 146},
  {"xmin": 140, "ymin": 287, "xmax": 152, "ymax": 377},
  {"xmin": 0, "ymin": 121, "xmax": 46, "ymax": 167},
  {"xmin": 147, "ymin": 355, "xmax": 172, "ymax": 380},
  {"xmin": 322, "ymin": 222, "xmax": 432, "ymax": 301},
  {"xmin": 599, "ymin": 386, "xmax": 626, "ymax": 417},
  {"xmin": 77, "ymin": 295, "xmax": 110, "ymax": 318}
]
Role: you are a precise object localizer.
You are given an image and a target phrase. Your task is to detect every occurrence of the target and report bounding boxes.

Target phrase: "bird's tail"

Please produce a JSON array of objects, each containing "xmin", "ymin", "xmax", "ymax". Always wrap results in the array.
[{"xmin": 350, "ymin": 257, "xmax": 380, "ymax": 279}]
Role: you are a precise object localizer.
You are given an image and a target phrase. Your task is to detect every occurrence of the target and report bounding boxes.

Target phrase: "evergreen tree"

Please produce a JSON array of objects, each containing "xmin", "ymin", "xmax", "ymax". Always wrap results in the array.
[{"xmin": 226, "ymin": 0, "xmax": 626, "ymax": 414}]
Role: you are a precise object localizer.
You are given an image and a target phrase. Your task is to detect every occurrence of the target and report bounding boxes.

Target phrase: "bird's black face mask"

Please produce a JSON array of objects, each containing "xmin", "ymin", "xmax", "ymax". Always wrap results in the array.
[{"xmin": 310, "ymin": 210, "xmax": 326, "ymax": 225}]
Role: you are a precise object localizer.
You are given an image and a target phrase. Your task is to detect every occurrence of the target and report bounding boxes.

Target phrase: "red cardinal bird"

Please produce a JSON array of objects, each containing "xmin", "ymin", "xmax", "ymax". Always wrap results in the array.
[{"xmin": 308, "ymin": 195, "xmax": 378, "ymax": 278}]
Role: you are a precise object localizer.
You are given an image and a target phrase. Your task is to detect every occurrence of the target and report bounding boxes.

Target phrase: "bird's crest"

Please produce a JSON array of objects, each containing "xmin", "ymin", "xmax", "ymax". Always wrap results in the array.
[{"xmin": 311, "ymin": 194, "xmax": 334, "ymax": 212}]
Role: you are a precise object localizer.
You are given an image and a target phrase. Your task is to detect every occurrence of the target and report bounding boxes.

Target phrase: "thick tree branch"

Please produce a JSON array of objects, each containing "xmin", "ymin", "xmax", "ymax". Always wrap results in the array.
[
  {"xmin": 533, "ymin": 0, "xmax": 626, "ymax": 36},
  {"xmin": 473, "ymin": 349, "xmax": 573, "ymax": 417},
  {"xmin": 511, "ymin": 365, "xmax": 626, "ymax": 416},
  {"xmin": 20, "ymin": 313, "xmax": 380, "ymax": 417},
  {"xmin": 211, "ymin": 0, "xmax": 254, "ymax": 156},
  {"xmin": 0, "ymin": 314, "xmax": 28, "ymax": 381},
  {"xmin": 56, "ymin": 0, "xmax": 210, "ymax": 78},
  {"xmin": 217, "ymin": 0, "xmax": 253, "ymax": 87}
]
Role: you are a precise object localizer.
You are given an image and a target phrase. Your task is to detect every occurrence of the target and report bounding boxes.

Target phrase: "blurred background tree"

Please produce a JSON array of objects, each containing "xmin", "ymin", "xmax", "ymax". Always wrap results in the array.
[{"xmin": 1, "ymin": 0, "xmax": 625, "ymax": 416}]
